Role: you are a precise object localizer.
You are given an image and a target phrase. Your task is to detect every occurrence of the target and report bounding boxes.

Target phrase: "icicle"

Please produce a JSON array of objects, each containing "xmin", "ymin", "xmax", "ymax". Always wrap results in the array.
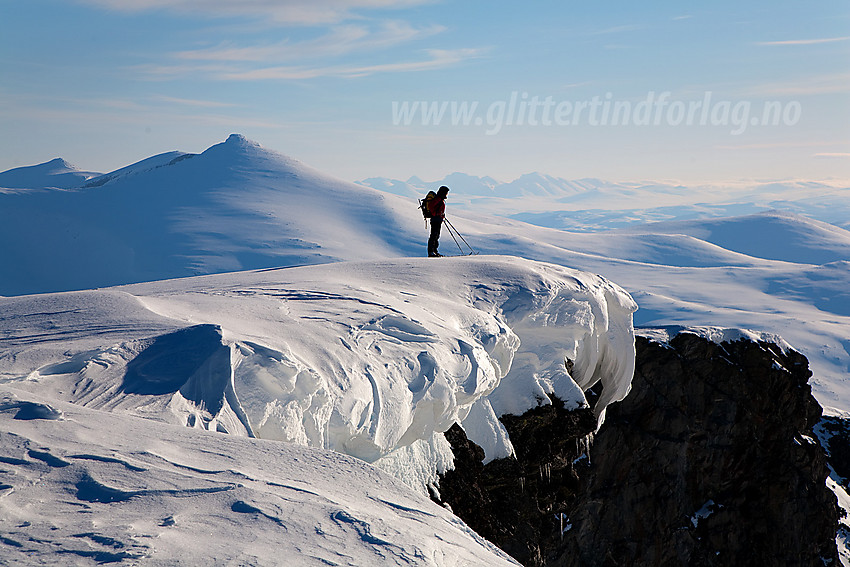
[
  {"xmin": 554, "ymin": 513, "xmax": 572, "ymax": 540},
  {"xmin": 574, "ymin": 433, "xmax": 594, "ymax": 466}
]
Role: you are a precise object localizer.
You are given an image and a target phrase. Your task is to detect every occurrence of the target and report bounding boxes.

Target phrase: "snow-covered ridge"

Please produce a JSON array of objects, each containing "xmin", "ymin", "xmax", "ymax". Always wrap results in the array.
[
  {"xmin": 81, "ymin": 150, "xmax": 191, "ymax": 188},
  {"xmin": 637, "ymin": 326, "xmax": 793, "ymax": 353},
  {"xmin": 0, "ymin": 256, "xmax": 636, "ymax": 490}
]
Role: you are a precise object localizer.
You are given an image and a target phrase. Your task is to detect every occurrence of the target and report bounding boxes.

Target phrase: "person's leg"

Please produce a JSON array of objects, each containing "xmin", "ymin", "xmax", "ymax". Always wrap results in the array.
[{"xmin": 428, "ymin": 217, "xmax": 443, "ymax": 256}]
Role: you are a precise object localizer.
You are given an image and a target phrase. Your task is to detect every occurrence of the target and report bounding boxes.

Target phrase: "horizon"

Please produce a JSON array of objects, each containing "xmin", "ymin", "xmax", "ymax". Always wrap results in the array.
[
  {"xmin": 1, "ymin": 1, "xmax": 849, "ymax": 184},
  {"xmin": 5, "ymin": 132, "xmax": 850, "ymax": 188}
]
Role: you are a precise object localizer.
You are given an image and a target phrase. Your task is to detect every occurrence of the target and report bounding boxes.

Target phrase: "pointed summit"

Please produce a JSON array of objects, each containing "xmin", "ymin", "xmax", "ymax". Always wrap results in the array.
[
  {"xmin": 44, "ymin": 158, "xmax": 74, "ymax": 171},
  {"xmin": 224, "ymin": 133, "xmax": 261, "ymax": 148},
  {"xmin": 199, "ymin": 134, "xmax": 273, "ymax": 165}
]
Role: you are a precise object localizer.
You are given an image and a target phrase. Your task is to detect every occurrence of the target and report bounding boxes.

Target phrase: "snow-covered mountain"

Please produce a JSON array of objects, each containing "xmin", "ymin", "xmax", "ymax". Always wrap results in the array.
[
  {"xmin": 358, "ymin": 173, "xmax": 850, "ymax": 232},
  {"xmin": 0, "ymin": 257, "xmax": 636, "ymax": 485},
  {"xmin": 0, "ymin": 134, "xmax": 424, "ymax": 296},
  {"xmin": 617, "ymin": 210, "xmax": 850, "ymax": 265},
  {"xmin": 0, "ymin": 157, "xmax": 101, "ymax": 191},
  {"xmin": 359, "ymin": 172, "xmax": 602, "ymax": 199}
]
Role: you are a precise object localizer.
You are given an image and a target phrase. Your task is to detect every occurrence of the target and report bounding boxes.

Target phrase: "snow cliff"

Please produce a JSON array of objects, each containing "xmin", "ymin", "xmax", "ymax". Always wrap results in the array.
[{"xmin": 0, "ymin": 256, "xmax": 636, "ymax": 492}]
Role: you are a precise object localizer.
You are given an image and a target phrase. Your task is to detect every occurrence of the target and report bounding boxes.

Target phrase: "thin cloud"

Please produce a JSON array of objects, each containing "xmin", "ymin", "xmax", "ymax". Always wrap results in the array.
[
  {"xmin": 757, "ymin": 36, "xmax": 850, "ymax": 46},
  {"xmin": 743, "ymin": 72, "xmax": 850, "ymax": 96},
  {"xmin": 77, "ymin": 0, "xmax": 435, "ymax": 25},
  {"xmin": 175, "ymin": 21, "xmax": 445, "ymax": 62},
  {"xmin": 814, "ymin": 153, "xmax": 850, "ymax": 159},
  {"xmin": 152, "ymin": 95, "xmax": 240, "ymax": 108},
  {"xmin": 589, "ymin": 24, "xmax": 643, "ymax": 36},
  {"xmin": 716, "ymin": 141, "xmax": 836, "ymax": 151},
  {"xmin": 216, "ymin": 48, "xmax": 484, "ymax": 80}
]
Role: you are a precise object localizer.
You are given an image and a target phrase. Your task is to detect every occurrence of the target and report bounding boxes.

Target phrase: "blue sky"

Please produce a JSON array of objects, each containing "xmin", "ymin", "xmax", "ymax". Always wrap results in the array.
[{"xmin": 1, "ymin": 0, "xmax": 848, "ymax": 183}]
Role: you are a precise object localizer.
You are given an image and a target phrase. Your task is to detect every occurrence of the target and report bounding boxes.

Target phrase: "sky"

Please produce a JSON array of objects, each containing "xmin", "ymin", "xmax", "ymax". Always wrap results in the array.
[{"xmin": 1, "ymin": 0, "xmax": 849, "ymax": 183}]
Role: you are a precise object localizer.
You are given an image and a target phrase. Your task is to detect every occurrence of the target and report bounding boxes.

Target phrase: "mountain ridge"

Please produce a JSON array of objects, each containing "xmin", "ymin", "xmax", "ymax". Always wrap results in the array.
[{"xmin": 3, "ymin": 134, "xmax": 850, "ymax": 418}]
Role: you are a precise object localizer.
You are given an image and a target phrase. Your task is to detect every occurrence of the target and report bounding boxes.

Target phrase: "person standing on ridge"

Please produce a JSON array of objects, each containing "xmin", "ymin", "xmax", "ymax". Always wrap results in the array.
[{"xmin": 427, "ymin": 185, "xmax": 449, "ymax": 257}]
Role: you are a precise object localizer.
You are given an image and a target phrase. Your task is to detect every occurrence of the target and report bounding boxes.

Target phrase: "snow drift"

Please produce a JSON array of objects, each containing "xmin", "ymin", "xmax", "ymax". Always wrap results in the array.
[
  {"xmin": 0, "ymin": 256, "xmax": 637, "ymax": 490},
  {"xmin": 0, "ymin": 387, "xmax": 520, "ymax": 566}
]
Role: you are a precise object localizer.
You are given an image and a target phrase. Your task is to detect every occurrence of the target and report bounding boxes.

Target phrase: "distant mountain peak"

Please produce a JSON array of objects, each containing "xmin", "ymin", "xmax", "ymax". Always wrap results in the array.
[
  {"xmin": 199, "ymin": 134, "xmax": 273, "ymax": 164},
  {"xmin": 45, "ymin": 157, "xmax": 73, "ymax": 169},
  {"xmin": 0, "ymin": 157, "xmax": 101, "ymax": 190},
  {"xmin": 224, "ymin": 133, "xmax": 261, "ymax": 149}
]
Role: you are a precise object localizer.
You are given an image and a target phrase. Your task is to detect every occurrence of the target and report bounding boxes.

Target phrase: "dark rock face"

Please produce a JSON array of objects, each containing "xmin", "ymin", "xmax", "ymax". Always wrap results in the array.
[
  {"xmin": 815, "ymin": 415, "xmax": 850, "ymax": 560},
  {"xmin": 435, "ymin": 332, "xmax": 839, "ymax": 566},
  {"xmin": 435, "ymin": 400, "xmax": 597, "ymax": 566},
  {"xmin": 558, "ymin": 333, "xmax": 838, "ymax": 566},
  {"xmin": 818, "ymin": 416, "xmax": 850, "ymax": 486}
]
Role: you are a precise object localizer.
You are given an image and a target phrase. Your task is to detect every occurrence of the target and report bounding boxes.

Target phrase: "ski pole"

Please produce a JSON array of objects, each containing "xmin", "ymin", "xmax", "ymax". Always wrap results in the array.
[
  {"xmin": 444, "ymin": 218, "xmax": 477, "ymax": 255},
  {"xmin": 444, "ymin": 219, "xmax": 465, "ymax": 255}
]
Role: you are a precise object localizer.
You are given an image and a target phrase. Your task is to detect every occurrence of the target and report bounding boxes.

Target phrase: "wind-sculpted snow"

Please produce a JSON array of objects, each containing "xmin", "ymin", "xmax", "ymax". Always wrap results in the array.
[
  {"xmin": 0, "ymin": 256, "xmax": 636, "ymax": 491},
  {"xmin": 0, "ymin": 388, "xmax": 520, "ymax": 566}
]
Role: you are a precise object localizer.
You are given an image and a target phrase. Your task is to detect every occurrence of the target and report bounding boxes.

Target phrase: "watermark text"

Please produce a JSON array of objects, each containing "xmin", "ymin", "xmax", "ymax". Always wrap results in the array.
[{"xmin": 391, "ymin": 91, "xmax": 802, "ymax": 135}]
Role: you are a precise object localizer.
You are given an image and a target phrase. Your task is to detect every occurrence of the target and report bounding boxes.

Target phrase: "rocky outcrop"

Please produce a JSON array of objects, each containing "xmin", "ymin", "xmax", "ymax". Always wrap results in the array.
[
  {"xmin": 435, "ymin": 331, "xmax": 839, "ymax": 566},
  {"xmin": 435, "ymin": 400, "xmax": 597, "ymax": 566}
]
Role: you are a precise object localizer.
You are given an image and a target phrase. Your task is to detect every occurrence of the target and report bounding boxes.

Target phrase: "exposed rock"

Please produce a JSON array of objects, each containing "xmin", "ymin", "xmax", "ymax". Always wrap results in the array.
[
  {"xmin": 435, "ymin": 399, "xmax": 597, "ymax": 566},
  {"xmin": 557, "ymin": 332, "xmax": 838, "ymax": 566},
  {"xmin": 818, "ymin": 415, "xmax": 850, "ymax": 485},
  {"xmin": 436, "ymin": 331, "xmax": 839, "ymax": 566},
  {"xmin": 814, "ymin": 414, "xmax": 850, "ymax": 563}
]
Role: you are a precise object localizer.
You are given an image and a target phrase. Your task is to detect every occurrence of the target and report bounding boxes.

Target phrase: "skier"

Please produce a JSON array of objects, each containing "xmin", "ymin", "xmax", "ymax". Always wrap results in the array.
[{"xmin": 427, "ymin": 185, "xmax": 449, "ymax": 257}]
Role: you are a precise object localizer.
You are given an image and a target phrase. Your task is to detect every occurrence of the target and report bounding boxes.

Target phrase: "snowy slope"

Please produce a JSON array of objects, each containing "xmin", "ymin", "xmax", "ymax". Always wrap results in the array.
[
  {"xmin": 0, "ymin": 257, "xmax": 637, "ymax": 491},
  {"xmin": 619, "ymin": 210, "xmax": 850, "ymax": 265},
  {"xmin": 413, "ymin": 211, "xmax": 850, "ymax": 413},
  {"xmin": 0, "ymin": 386, "xmax": 519, "ymax": 566}
]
